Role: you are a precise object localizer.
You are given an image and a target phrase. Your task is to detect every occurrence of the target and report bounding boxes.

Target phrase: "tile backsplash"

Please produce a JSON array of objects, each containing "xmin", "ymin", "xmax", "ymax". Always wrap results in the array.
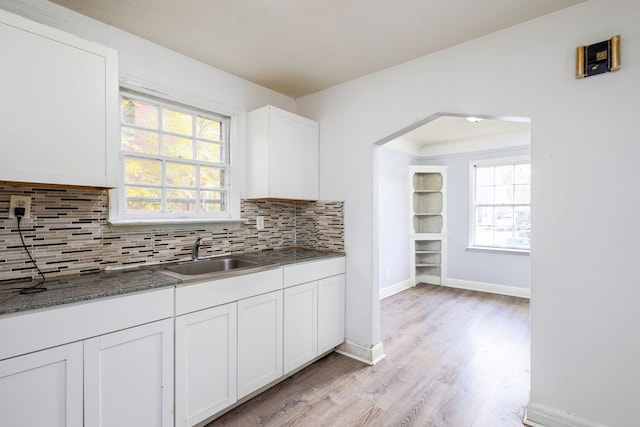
[{"xmin": 0, "ymin": 186, "xmax": 344, "ymax": 282}]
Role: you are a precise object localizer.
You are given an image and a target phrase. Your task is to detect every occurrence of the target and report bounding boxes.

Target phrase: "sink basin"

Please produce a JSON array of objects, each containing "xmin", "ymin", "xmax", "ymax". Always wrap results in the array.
[{"xmin": 164, "ymin": 257, "xmax": 258, "ymax": 276}]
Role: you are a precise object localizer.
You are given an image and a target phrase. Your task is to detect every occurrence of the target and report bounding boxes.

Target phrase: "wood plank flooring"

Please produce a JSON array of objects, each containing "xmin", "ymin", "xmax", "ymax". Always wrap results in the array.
[{"xmin": 206, "ymin": 284, "xmax": 530, "ymax": 427}]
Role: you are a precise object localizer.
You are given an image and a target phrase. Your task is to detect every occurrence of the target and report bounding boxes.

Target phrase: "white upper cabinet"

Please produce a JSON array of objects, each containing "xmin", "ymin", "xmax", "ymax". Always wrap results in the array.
[
  {"xmin": 246, "ymin": 105, "xmax": 319, "ymax": 200},
  {"xmin": 0, "ymin": 9, "xmax": 118, "ymax": 188}
]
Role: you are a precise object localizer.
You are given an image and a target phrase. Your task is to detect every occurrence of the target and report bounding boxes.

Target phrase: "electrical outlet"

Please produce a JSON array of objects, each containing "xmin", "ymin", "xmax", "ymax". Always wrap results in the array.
[
  {"xmin": 9, "ymin": 195, "xmax": 32, "ymax": 219},
  {"xmin": 256, "ymin": 216, "xmax": 265, "ymax": 230},
  {"xmin": 385, "ymin": 269, "xmax": 390, "ymax": 280}
]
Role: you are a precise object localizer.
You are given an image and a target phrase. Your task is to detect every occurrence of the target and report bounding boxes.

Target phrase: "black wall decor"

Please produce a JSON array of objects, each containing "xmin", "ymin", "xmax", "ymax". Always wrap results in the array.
[{"xmin": 576, "ymin": 35, "xmax": 621, "ymax": 78}]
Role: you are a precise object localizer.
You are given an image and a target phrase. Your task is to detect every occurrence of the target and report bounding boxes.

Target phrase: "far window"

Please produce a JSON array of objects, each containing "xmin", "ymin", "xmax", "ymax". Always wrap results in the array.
[
  {"xmin": 470, "ymin": 157, "xmax": 530, "ymax": 251},
  {"xmin": 119, "ymin": 90, "xmax": 231, "ymax": 219}
]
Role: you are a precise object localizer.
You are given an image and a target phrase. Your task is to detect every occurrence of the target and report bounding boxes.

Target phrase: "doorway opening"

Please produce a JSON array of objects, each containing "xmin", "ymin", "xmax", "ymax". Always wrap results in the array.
[{"xmin": 373, "ymin": 112, "xmax": 531, "ymax": 300}]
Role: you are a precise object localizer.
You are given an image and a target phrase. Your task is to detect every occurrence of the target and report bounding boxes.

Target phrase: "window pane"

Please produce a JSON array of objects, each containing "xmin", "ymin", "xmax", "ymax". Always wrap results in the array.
[
  {"xmin": 121, "ymin": 98, "xmax": 158, "ymax": 129},
  {"xmin": 200, "ymin": 190, "xmax": 223, "ymax": 201},
  {"xmin": 476, "ymin": 167, "xmax": 494, "ymax": 186},
  {"xmin": 515, "ymin": 184, "xmax": 530, "ymax": 204},
  {"xmin": 124, "ymin": 186, "xmax": 161, "ymax": 212},
  {"xmin": 121, "ymin": 127, "xmax": 159, "ymax": 154},
  {"xmin": 495, "ymin": 165, "xmax": 514, "ymax": 185},
  {"xmin": 125, "ymin": 186, "xmax": 161, "ymax": 198},
  {"xmin": 200, "ymin": 166, "xmax": 224, "ymax": 189},
  {"xmin": 162, "ymin": 108, "xmax": 193, "ymax": 136},
  {"xmin": 476, "ymin": 186, "xmax": 494, "ymax": 204},
  {"xmin": 494, "ymin": 226, "xmax": 514, "ymax": 247},
  {"xmin": 495, "ymin": 206, "xmax": 514, "ymax": 226},
  {"xmin": 515, "ymin": 164, "xmax": 530, "ymax": 184},
  {"xmin": 162, "ymin": 135, "xmax": 193, "ymax": 159},
  {"xmin": 201, "ymin": 191, "xmax": 224, "ymax": 213},
  {"xmin": 167, "ymin": 200, "xmax": 196, "ymax": 212},
  {"xmin": 124, "ymin": 157, "xmax": 161, "ymax": 185},
  {"xmin": 515, "ymin": 206, "xmax": 530, "ymax": 226},
  {"xmin": 514, "ymin": 228, "xmax": 531, "ymax": 249},
  {"xmin": 475, "ymin": 226, "xmax": 493, "ymax": 246},
  {"xmin": 166, "ymin": 162, "xmax": 196, "ymax": 187},
  {"xmin": 476, "ymin": 206, "xmax": 493, "ymax": 226},
  {"xmin": 197, "ymin": 117, "xmax": 221, "ymax": 141},
  {"xmin": 167, "ymin": 189, "xmax": 196, "ymax": 212},
  {"xmin": 495, "ymin": 185, "xmax": 514, "ymax": 204},
  {"xmin": 196, "ymin": 140, "xmax": 222, "ymax": 163}
]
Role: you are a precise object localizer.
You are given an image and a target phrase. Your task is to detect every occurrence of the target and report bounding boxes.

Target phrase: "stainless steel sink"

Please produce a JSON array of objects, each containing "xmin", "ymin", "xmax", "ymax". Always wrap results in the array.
[{"xmin": 164, "ymin": 257, "xmax": 258, "ymax": 276}]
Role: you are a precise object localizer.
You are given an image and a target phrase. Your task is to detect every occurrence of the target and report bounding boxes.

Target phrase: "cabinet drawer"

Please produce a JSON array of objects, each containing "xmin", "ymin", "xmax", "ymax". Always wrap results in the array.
[
  {"xmin": 175, "ymin": 268, "xmax": 283, "ymax": 315},
  {"xmin": 0, "ymin": 288, "xmax": 173, "ymax": 361},
  {"xmin": 283, "ymin": 257, "xmax": 345, "ymax": 287}
]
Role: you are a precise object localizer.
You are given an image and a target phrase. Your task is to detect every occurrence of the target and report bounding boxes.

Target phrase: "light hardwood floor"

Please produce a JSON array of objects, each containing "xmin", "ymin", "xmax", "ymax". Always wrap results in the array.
[{"xmin": 207, "ymin": 284, "xmax": 530, "ymax": 426}]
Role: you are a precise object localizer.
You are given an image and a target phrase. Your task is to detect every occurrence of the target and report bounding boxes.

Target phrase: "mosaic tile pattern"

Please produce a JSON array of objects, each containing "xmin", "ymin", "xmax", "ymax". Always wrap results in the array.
[
  {"xmin": 0, "ymin": 186, "xmax": 344, "ymax": 282},
  {"xmin": 295, "ymin": 201, "xmax": 345, "ymax": 252}
]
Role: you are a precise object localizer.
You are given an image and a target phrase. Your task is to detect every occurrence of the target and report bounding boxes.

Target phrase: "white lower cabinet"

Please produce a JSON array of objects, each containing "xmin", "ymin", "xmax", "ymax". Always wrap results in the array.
[
  {"xmin": 237, "ymin": 290, "xmax": 283, "ymax": 398},
  {"xmin": 84, "ymin": 319, "xmax": 174, "ymax": 427},
  {"xmin": 283, "ymin": 281, "xmax": 318, "ymax": 374},
  {"xmin": 175, "ymin": 303, "xmax": 237, "ymax": 427},
  {"xmin": 0, "ymin": 288, "xmax": 174, "ymax": 427},
  {"xmin": 318, "ymin": 274, "xmax": 346, "ymax": 354},
  {"xmin": 0, "ymin": 342, "xmax": 84, "ymax": 427},
  {"xmin": 283, "ymin": 273, "xmax": 346, "ymax": 375}
]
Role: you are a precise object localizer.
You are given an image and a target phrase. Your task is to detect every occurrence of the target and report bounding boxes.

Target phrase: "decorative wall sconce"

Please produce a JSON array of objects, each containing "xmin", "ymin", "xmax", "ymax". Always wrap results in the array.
[{"xmin": 576, "ymin": 35, "xmax": 621, "ymax": 78}]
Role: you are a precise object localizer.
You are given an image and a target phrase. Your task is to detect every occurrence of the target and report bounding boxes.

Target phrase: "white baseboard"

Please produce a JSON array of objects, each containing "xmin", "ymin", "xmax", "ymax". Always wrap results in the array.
[
  {"xmin": 524, "ymin": 402, "xmax": 607, "ymax": 427},
  {"xmin": 379, "ymin": 279, "xmax": 412, "ymax": 300},
  {"xmin": 444, "ymin": 278, "xmax": 530, "ymax": 299},
  {"xmin": 336, "ymin": 340, "xmax": 385, "ymax": 365}
]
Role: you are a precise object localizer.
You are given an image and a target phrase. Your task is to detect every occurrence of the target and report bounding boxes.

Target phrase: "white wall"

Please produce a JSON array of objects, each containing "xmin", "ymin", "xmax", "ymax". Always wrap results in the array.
[
  {"xmin": 298, "ymin": 0, "xmax": 640, "ymax": 425},
  {"xmin": 375, "ymin": 147, "xmax": 414, "ymax": 294}
]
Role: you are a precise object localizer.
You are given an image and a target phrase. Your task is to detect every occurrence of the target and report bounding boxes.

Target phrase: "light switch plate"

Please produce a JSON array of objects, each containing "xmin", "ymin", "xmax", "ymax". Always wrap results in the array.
[
  {"xmin": 256, "ymin": 216, "xmax": 265, "ymax": 230},
  {"xmin": 9, "ymin": 195, "xmax": 32, "ymax": 219}
]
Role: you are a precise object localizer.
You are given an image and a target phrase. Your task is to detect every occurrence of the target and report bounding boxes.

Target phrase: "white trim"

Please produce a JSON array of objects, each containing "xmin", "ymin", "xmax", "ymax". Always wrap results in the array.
[
  {"xmin": 335, "ymin": 340, "xmax": 385, "ymax": 366},
  {"xmin": 107, "ymin": 217, "xmax": 248, "ymax": 232},
  {"xmin": 524, "ymin": 402, "xmax": 608, "ymax": 427},
  {"xmin": 379, "ymin": 279, "xmax": 413, "ymax": 300},
  {"xmin": 444, "ymin": 278, "xmax": 530, "ymax": 299},
  {"xmin": 466, "ymin": 246, "xmax": 530, "ymax": 255}
]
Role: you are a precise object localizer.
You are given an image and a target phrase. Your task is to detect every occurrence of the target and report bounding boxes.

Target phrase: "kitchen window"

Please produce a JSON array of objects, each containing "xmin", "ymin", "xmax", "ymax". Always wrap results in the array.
[
  {"xmin": 469, "ymin": 156, "xmax": 530, "ymax": 252},
  {"xmin": 115, "ymin": 90, "xmax": 233, "ymax": 223}
]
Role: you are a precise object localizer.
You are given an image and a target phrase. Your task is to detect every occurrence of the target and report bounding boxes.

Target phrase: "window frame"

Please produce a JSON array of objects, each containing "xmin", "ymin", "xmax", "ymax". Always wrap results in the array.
[
  {"xmin": 468, "ymin": 155, "xmax": 531, "ymax": 254},
  {"xmin": 108, "ymin": 83, "xmax": 242, "ymax": 227}
]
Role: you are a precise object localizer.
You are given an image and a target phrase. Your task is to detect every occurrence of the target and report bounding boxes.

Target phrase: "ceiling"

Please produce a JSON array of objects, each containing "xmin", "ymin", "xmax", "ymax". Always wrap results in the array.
[
  {"xmin": 50, "ymin": 0, "xmax": 585, "ymax": 99},
  {"xmin": 384, "ymin": 116, "xmax": 531, "ymax": 156}
]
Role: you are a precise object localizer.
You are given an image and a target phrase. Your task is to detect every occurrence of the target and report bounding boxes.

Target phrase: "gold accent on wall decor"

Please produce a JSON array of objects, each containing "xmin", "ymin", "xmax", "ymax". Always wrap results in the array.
[
  {"xmin": 576, "ymin": 35, "xmax": 621, "ymax": 79},
  {"xmin": 610, "ymin": 35, "xmax": 621, "ymax": 71},
  {"xmin": 576, "ymin": 45, "xmax": 586, "ymax": 79}
]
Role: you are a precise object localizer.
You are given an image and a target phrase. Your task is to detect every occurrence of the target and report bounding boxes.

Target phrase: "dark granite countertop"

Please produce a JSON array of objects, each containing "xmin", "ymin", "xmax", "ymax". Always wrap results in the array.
[
  {"xmin": 0, "ymin": 247, "xmax": 344, "ymax": 316},
  {"xmin": 236, "ymin": 247, "xmax": 344, "ymax": 267}
]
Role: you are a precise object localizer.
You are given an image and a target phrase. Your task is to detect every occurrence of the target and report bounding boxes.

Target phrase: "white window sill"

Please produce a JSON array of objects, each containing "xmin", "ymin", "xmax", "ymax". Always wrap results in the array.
[
  {"xmin": 107, "ymin": 217, "xmax": 249, "ymax": 232},
  {"xmin": 466, "ymin": 246, "xmax": 530, "ymax": 255}
]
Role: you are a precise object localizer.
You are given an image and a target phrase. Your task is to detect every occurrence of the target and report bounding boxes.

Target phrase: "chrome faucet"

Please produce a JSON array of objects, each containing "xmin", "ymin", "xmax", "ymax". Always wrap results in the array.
[{"xmin": 192, "ymin": 237, "xmax": 203, "ymax": 261}]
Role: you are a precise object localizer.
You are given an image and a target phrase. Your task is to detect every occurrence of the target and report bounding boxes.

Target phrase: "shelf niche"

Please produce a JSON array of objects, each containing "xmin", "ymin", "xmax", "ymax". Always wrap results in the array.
[{"xmin": 409, "ymin": 166, "xmax": 448, "ymax": 287}]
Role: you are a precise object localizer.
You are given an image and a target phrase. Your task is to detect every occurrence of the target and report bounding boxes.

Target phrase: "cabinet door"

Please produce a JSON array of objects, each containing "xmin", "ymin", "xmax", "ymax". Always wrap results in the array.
[
  {"xmin": 270, "ymin": 108, "xmax": 319, "ymax": 200},
  {"xmin": 0, "ymin": 9, "xmax": 118, "ymax": 188},
  {"xmin": 318, "ymin": 274, "xmax": 346, "ymax": 354},
  {"xmin": 84, "ymin": 319, "xmax": 174, "ymax": 427},
  {"xmin": 175, "ymin": 303, "xmax": 237, "ymax": 427},
  {"xmin": 284, "ymin": 281, "xmax": 318, "ymax": 374},
  {"xmin": 237, "ymin": 290, "xmax": 283, "ymax": 398},
  {"xmin": 0, "ymin": 342, "xmax": 83, "ymax": 427}
]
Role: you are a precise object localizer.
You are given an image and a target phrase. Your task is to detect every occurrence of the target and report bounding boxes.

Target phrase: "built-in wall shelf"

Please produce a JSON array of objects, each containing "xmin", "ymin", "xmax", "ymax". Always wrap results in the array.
[{"xmin": 409, "ymin": 166, "xmax": 448, "ymax": 286}]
